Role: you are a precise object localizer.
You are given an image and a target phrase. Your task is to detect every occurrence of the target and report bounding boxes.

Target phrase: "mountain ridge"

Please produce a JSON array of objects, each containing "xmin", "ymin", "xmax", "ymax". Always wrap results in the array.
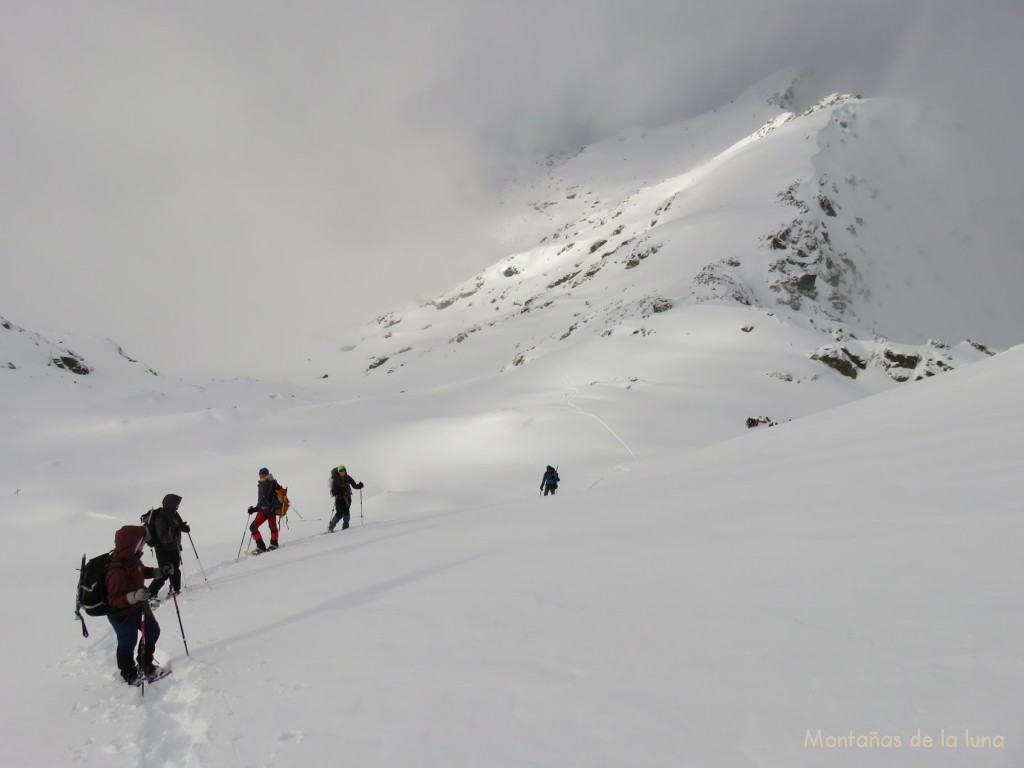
[{"xmin": 338, "ymin": 75, "xmax": 1006, "ymax": 425}]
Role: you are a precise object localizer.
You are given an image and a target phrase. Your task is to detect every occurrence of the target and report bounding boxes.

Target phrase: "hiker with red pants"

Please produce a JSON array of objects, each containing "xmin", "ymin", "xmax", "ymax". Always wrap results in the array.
[
  {"xmin": 106, "ymin": 524, "xmax": 170, "ymax": 684},
  {"xmin": 248, "ymin": 468, "xmax": 281, "ymax": 553}
]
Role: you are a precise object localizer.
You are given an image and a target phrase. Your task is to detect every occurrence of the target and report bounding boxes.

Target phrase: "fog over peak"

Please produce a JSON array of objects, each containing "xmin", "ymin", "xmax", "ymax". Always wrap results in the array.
[{"xmin": 1, "ymin": 0, "xmax": 1021, "ymax": 377}]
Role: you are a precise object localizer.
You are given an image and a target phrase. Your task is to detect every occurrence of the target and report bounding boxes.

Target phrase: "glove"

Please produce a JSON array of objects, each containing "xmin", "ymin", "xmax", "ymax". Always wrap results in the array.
[
  {"xmin": 126, "ymin": 587, "xmax": 151, "ymax": 605},
  {"xmin": 355, "ymin": 482, "xmax": 364, "ymax": 489},
  {"xmin": 180, "ymin": 522, "xmax": 190, "ymax": 533},
  {"xmin": 247, "ymin": 506, "xmax": 256, "ymax": 515},
  {"xmin": 161, "ymin": 563, "xmax": 175, "ymax": 576}
]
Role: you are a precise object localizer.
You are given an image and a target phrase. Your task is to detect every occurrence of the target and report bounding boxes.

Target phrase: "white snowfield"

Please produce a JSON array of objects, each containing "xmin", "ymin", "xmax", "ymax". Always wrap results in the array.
[
  {"xmin": 2, "ymin": 69, "xmax": 1022, "ymax": 766},
  {"xmin": 3, "ymin": 342, "xmax": 1020, "ymax": 767}
]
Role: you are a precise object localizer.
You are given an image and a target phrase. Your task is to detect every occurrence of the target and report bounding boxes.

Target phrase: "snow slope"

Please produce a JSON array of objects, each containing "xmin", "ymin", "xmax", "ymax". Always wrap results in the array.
[
  {"xmin": 2, "ymin": 70, "xmax": 1022, "ymax": 767},
  {"xmin": 4, "ymin": 342, "xmax": 1022, "ymax": 767}
]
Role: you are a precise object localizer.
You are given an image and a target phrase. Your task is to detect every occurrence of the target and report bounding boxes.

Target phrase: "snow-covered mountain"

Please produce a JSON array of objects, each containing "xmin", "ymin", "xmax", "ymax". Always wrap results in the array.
[
  {"xmin": 319, "ymin": 72, "xmax": 1010, "ymax": 456},
  {"xmin": 2, "ymin": 70, "xmax": 1022, "ymax": 767},
  {"xmin": 1, "ymin": 313, "xmax": 157, "ymax": 379}
]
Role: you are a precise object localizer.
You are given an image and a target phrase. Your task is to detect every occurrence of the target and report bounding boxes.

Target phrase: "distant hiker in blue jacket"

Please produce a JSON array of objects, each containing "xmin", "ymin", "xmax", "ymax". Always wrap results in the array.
[{"xmin": 540, "ymin": 465, "xmax": 559, "ymax": 496}]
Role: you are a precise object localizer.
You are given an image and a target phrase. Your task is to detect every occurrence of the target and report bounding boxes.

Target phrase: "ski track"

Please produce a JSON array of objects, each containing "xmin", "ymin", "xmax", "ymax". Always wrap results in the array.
[
  {"xmin": 64, "ymin": 601, "xmax": 303, "ymax": 767},
  {"xmin": 557, "ymin": 367, "xmax": 636, "ymax": 459},
  {"xmin": 62, "ymin": 505, "xmax": 498, "ymax": 766}
]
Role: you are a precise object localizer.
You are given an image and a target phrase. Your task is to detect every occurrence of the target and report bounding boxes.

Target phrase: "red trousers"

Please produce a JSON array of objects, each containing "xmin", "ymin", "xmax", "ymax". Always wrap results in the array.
[{"xmin": 250, "ymin": 510, "xmax": 279, "ymax": 544}]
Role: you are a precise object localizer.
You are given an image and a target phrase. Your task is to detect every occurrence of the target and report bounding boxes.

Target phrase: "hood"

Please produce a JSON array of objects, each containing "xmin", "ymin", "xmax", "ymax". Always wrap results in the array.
[
  {"xmin": 162, "ymin": 493, "xmax": 182, "ymax": 512},
  {"xmin": 259, "ymin": 474, "xmax": 276, "ymax": 484},
  {"xmin": 113, "ymin": 525, "xmax": 147, "ymax": 559}
]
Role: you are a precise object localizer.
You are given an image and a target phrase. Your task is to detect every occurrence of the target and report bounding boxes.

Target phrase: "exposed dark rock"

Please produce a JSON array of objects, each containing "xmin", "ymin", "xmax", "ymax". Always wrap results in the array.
[
  {"xmin": 769, "ymin": 228, "xmax": 791, "ymax": 249},
  {"xmin": 796, "ymin": 273, "xmax": 817, "ymax": 292},
  {"xmin": 51, "ymin": 354, "xmax": 91, "ymax": 375},
  {"xmin": 811, "ymin": 346, "xmax": 859, "ymax": 379},
  {"xmin": 967, "ymin": 340, "xmax": 995, "ymax": 356},
  {"xmin": 882, "ymin": 349, "xmax": 922, "ymax": 369},
  {"xmin": 450, "ymin": 328, "xmax": 480, "ymax": 344},
  {"xmin": 648, "ymin": 298, "xmax": 673, "ymax": 314},
  {"xmin": 548, "ymin": 271, "xmax": 581, "ymax": 288},
  {"xmin": 846, "ymin": 350, "xmax": 867, "ymax": 370}
]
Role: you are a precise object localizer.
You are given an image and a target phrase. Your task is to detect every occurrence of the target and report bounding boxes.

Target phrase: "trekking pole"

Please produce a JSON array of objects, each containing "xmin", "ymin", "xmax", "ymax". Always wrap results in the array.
[
  {"xmin": 138, "ymin": 610, "xmax": 147, "ymax": 697},
  {"xmin": 288, "ymin": 502, "xmax": 306, "ymax": 521},
  {"xmin": 359, "ymin": 489, "xmax": 364, "ymax": 526},
  {"xmin": 186, "ymin": 531, "xmax": 208, "ymax": 583},
  {"xmin": 236, "ymin": 517, "xmax": 250, "ymax": 562},
  {"xmin": 171, "ymin": 589, "xmax": 189, "ymax": 656}
]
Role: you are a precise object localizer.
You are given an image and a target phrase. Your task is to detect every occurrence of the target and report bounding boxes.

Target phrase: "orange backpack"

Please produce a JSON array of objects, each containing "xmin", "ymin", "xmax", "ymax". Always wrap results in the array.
[{"xmin": 270, "ymin": 485, "xmax": 290, "ymax": 517}]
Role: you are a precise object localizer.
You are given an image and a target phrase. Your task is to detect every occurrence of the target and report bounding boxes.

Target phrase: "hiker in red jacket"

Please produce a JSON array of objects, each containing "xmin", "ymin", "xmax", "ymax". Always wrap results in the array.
[
  {"xmin": 247, "ymin": 468, "xmax": 281, "ymax": 552},
  {"xmin": 106, "ymin": 524, "xmax": 169, "ymax": 684}
]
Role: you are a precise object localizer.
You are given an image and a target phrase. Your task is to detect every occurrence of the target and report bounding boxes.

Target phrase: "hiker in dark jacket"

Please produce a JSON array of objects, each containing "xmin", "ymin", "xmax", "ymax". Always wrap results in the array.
[
  {"xmin": 328, "ymin": 465, "xmax": 364, "ymax": 532},
  {"xmin": 541, "ymin": 465, "xmax": 560, "ymax": 496},
  {"xmin": 147, "ymin": 493, "xmax": 189, "ymax": 599},
  {"xmin": 247, "ymin": 468, "xmax": 281, "ymax": 552},
  {"xmin": 107, "ymin": 524, "xmax": 168, "ymax": 684}
]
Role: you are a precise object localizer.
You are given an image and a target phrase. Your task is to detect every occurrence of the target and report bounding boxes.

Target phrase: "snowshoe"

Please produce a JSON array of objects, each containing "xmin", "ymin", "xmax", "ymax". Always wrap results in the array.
[{"xmin": 143, "ymin": 665, "xmax": 171, "ymax": 683}]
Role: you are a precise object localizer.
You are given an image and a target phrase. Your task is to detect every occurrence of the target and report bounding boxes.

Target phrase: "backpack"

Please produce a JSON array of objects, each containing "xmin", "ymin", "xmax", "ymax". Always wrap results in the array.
[
  {"xmin": 269, "ymin": 483, "xmax": 290, "ymax": 517},
  {"xmin": 76, "ymin": 551, "xmax": 128, "ymax": 618},
  {"xmin": 139, "ymin": 508, "xmax": 160, "ymax": 546}
]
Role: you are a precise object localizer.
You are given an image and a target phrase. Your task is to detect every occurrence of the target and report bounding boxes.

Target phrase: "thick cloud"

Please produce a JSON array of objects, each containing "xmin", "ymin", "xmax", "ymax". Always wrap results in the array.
[{"xmin": 1, "ymin": 1, "xmax": 1020, "ymax": 376}]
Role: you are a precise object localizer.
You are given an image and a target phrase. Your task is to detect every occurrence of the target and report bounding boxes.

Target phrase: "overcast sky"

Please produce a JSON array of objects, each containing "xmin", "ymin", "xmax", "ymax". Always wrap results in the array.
[{"xmin": 2, "ymin": 1, "xmax": 1021, "ymax": 378}]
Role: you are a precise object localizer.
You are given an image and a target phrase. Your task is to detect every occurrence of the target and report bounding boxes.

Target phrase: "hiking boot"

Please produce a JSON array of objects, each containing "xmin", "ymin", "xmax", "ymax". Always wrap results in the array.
[
  {"xmin": 341, "ymin": 523, "xmax": 349, "ymax": 530},
  {"xmin": 268, "ymin": 542, "xmax": 279, "ymax": 550},
  {"xmin": 117, "ymin": 653, "xmax": 140, "ymax": 685},
  {"xmin": 254, "ymin": 540, "xmax": 268, "ymax": 552},
  {"xmin": 327, "ymin": 526, "xmax": 335, "ymax": 534}
]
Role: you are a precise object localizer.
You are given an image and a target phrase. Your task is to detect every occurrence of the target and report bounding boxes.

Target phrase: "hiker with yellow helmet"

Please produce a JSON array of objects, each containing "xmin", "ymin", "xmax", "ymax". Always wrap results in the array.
[{"xmin": 328, "ymin": 465, "xmax": 363, "ymax": 533}]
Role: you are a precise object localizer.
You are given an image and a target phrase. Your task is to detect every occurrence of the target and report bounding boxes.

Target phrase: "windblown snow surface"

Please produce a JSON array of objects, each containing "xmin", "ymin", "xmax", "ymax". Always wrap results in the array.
[{"xmin": 2, "ymin": 71, "xmax": 1022, "ymax": 767}]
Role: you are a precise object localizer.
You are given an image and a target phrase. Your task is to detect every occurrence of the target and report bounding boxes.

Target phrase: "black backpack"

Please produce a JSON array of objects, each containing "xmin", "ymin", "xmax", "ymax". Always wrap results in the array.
[
  {"xmin": 75, "ymin": 552, "xmax": 128, "ymax": 637},
  {"xmin": 139, "ymin": 508, "xmax": 161, "ymax": 546}
]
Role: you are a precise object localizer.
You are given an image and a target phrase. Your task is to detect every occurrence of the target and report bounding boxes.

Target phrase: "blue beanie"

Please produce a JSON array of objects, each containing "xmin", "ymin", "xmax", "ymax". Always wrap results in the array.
[{"xmin": 259, "ymin": 468, "xmax": 269, "ymax": 476}]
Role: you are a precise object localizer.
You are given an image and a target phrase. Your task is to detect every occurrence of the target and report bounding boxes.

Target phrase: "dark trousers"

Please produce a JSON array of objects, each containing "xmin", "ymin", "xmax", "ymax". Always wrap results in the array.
[
  {"xmin": 148, "ymin": 547, "xmax": 182, "ymax": 595},
  {"xmin": 108, "ymin": 606, "xmax": 160, "ymax": 656},
  {"xmin": 543, "ymin": 485, "xmax": 557, "ymax": 496},
  {"xmin": 329, "ymin": 496, "xmax": 351, "ymax": 529}
]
